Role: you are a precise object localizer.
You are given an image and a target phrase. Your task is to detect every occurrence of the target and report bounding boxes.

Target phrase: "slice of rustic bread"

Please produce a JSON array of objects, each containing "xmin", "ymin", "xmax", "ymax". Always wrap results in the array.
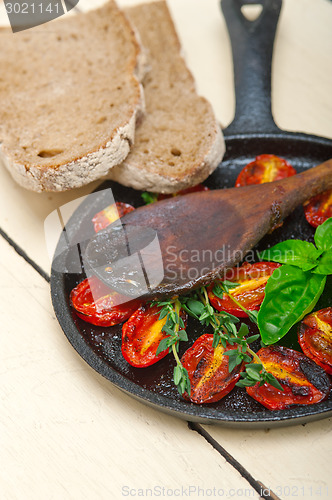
[
  {"xmin": 107, "ymin": 0, "xmax": 225, "ymax": 194},
  {"xmin": 0, "ymin": 1, "xmax": 144, "ymax": 192}
]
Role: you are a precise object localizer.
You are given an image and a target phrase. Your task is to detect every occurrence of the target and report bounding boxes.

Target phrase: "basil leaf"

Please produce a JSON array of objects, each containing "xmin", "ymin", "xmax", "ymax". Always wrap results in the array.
[
  {"xmin": 257, "ymin": 265, "xmax": 326, "ymax": 344},
  {"xmin": 259, "ymin": 240, "xmax": 321, "ymax": 270},
  {"xmin": 312, "ymin": 249, "xmax": 332, "ymax": 275},
  {"xmin": 314, "ymin": 217, "xmax": 332, "ymax": 251}
]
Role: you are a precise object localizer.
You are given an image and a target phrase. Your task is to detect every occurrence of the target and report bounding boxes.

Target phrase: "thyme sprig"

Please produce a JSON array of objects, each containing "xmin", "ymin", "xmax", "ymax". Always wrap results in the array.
[
  {"xmin": 153, "ymin": 299, "xmax": 191, "ymax": 396},
  {"xmin": 152, "ymin": 283, "xmax": 283, "ymax": 396},
  {"xmin": 180, "ymin": 284, "xmax": 283, "ymax": 391},
  {"xmin": 211, "ymin": 283, "xmax": 283, "ymax": 390}
]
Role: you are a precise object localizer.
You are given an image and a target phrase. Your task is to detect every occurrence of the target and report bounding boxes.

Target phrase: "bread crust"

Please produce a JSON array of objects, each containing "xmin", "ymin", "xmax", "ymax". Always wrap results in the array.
[
  {"xmin": 0, "ymin": 106, "xmax": 141, "ymax": 191},
  {"xmin": 0, "ymin": 1, "xmax": 144, "ymax": 192}
]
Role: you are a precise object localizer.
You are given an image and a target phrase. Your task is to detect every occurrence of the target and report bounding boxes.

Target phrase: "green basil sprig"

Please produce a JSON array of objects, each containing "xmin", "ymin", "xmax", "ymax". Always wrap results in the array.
[{"xmin": 257, "ymin": 218, "xmax": 332, "ymax": 345}]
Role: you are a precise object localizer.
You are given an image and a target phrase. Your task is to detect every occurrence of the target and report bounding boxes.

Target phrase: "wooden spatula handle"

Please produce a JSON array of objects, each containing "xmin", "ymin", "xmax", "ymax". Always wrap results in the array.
[{"xmin": 279, "ymin": 158, "xmax": 332, "ymax": 204}]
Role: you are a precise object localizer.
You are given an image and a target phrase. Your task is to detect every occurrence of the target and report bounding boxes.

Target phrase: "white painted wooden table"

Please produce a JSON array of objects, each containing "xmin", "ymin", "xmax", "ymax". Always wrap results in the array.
[{"xmin": 1, "ymin": 1, "xmax": 331, "ymax": 499}]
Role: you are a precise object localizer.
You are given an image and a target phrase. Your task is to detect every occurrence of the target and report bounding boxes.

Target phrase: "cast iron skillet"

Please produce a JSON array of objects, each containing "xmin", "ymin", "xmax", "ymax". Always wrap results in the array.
[{"xmin": 50, "ymin": 0, "xmax": 332, "ymax": 427}]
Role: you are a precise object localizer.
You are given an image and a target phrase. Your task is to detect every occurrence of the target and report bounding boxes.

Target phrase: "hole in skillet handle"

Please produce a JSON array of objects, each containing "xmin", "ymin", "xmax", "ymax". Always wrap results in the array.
[{"xmin": 241, "ymin": 3, "xmax": 263, "ymax": 21}]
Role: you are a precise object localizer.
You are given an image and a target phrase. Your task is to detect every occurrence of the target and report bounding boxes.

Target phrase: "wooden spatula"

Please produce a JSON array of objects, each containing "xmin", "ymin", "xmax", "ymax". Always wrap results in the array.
[{"xmin": 84, "ymin": 160, "xmax": 332, "ymax": 300}]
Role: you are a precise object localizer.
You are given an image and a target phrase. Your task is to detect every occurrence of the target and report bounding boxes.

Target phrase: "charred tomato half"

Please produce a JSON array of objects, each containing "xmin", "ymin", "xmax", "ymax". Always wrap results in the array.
[
  {"xmin": 70, "ymin": 276, "xmax": 142, "ymax": 327},
  {"xmin": 298, "ymin": 307, "xmax": 332, "ymax": 375},
  {"xmin": 208, "ymin": 262, "xmax": 281, "ymax": 317},
  {"xmin": 246, "ymin": 346, "xmax": 331, "ymax": 410},
  {"xmin": 180, "ymin": 334, "xmax": 244, "ymax": 404},
  {"xmin": 122, "ymin": 304, "xmax": 187, "ymax": 368},
  {"xmin": 303, "ymin": 189, "xmax": 332, "ymax": 228},
  {"xmin": 235, "ymin": 154, "xmax": 296, "ymax": 187}
]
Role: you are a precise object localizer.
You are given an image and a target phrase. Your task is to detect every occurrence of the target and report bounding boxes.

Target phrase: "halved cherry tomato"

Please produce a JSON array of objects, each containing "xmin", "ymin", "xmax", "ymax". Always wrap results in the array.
[
  {"xmin": 70, "ymin": 276, "xmax": 142, "ymax": 327},
  {"xmin": 303, "ymin": 189, "xmax": 332, "ymax": 228},
  {"xmin": 92, "ymin": 201, "xmax": 135, "ymax": 232},
  {"xmin": 235, "ymin": 154, "xmax": 296, "ymax": 187},
  {"xmin": 208, "ymin": 262, "xmax": 281, "ymax": 317},
  {"xmin": 298, "ymin": 307, "xmax": 332, "ymax": 375},
  {"xmin": 122, "ymin": 305, "xmax": 187, "ymax": 368},
  {"xmin": 157, "ymin": 184, "xmax": 209, "ymax": 201},
  {"xmin": 180, "ymin": 334, "xmax": 244, "ymax": 404},
  {"xmin": 246, "ymin": 346, "xmax": 331, "ymax": 410}
]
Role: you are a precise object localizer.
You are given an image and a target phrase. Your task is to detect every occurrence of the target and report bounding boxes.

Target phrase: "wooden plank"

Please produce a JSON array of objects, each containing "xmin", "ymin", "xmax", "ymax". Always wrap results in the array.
[
  {"xmin": 0, "ymin": 237, "xmax": 262, "ymax": 499},
  {"xmin": 202, "ymin": 419, "xmax": 332, "ymax": 499},
  {"xmin": 272, "ymin": 0, "xmax": 332, "ymax": 138}
]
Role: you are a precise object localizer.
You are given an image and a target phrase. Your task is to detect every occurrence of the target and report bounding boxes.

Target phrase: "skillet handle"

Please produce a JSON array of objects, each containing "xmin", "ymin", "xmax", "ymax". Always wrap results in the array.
[{"xmin": 222, "ymin": 0, "xmax": 282, "ymax": 136}]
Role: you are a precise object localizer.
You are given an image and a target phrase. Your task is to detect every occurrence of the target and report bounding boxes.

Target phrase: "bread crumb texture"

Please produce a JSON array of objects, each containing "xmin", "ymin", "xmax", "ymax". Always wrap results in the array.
[
  {"xmin": 108, "ymin": 0, "xmax": 225, "ymax": 194},
  {"xmin": 0, "ymin": 1, "xmax": 143, "ymax": 191}
]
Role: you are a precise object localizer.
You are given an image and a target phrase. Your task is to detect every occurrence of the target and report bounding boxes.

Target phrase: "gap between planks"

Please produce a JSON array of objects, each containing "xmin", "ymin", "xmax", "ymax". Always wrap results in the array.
[
  {"xmin": 0, "ymin": 226, "xmax": 50, "ymax": 283},
  {"xmin": 189, "ymin": 422, "xmax": 281, "ymax": 500}
]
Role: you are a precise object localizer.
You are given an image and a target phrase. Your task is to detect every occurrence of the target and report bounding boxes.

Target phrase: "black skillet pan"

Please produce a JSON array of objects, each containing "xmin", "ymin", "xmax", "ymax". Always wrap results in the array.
[{"xmin": 50, "ymin": 0, "xmax": 332, "ymax": 427}]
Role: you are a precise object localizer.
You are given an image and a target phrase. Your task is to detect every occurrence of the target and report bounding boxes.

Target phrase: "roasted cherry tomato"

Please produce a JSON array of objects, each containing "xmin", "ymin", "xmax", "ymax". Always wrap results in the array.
[
  {"xmin": 92, "ymin": 201, "xmax": 135, "ymax": 232},
  {"xmin": 70, "ymin": 276, "xmax": 142, "ymax": 327},
  {"xmin": 122, "ymin": 304, "xmax": 187, "ymax": 368},
  {"xmin": 180, "ymin": 334, "xmax": 244, "ymax": 404},
  {"xmin": 157, "ymin": 184, "xmax": 209, "ymax": 200},
  {"xmin": 246, "ymin": 346, "xmax": 331, "ymax": 410},
  {"xmin": 303, "ymin": 189, "xmax": 332, "ymax": 228},
  {"xmin": 235, "ymin": 154, "xmax": 296, "ymax": 187},
  {"xmin": 208, "ymin": 262, "xmax": 281, "ymax": 317},
  {"xmin": 298, "ymin": 307, "xmax": 332, "ymax": 375}
]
